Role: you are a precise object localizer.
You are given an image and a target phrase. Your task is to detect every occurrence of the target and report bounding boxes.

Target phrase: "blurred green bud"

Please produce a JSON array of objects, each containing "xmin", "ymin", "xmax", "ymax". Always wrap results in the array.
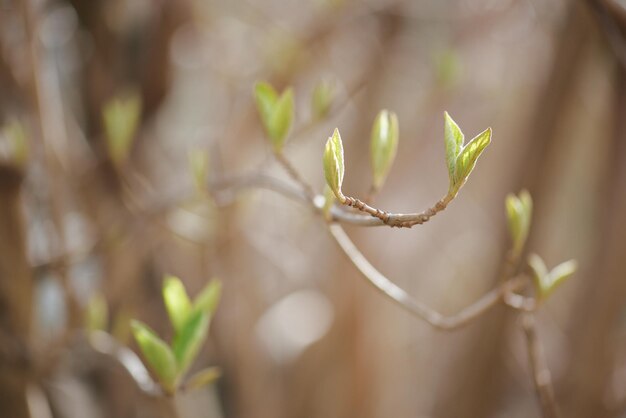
[
  {"xmin": 323, "ymin": 128, "xmax": 345, "ymax": 203},
  {"xmin": 185, "ymin": 367, "xmax": 221, "ymax": 392},
  {"xmin": 370, "ymin": 110, "xmax": 399, "ymax": 191},
  {"xmin": 1, "ymin": 118, "xmax": 29, "ymax": 168},
  {"xmin": 102, "ymin": 93, "xmax": 142, "ymax": 167},
  {"xmin": 528, "ymin": 254, "xmax": 577, "ymax": 301},
  {"xmin": 193, "ymin": 279, "xmax": 221, "ymax": 316},
  {"xmin": 163, "ymin": 275, "xmax": 192, "ymax": 334},
  {"xmin": 435, "ymin": 48, "xmax": 462, "ymax": 90},
  {"xmin": 254, "ymin": 82, "xmax": 294, "ymax": 152},
  {"xmin": 172, "ymin": 309, "xmax": 210, "ymax": 378},
  {"xmin": 443, "ymin": 112, "xmax": 491, "ymax": 196},
  {"xmin": 85, "ymin": 293, "xmax": 109, "ymax": 332},
  {"xmin": 311, "ymin": 79, "xmax": 335, "ymax": 120},
  {"xmin": 189, "ymin": 149, "xmax": 210, "ymax": 194},
  {"xmin": 131, "ymin": 320, "xmax": 178, "ymax": 393},
  {"xmin": 505, "ymin": 190, "xmax": 533, "ymax": 257}
]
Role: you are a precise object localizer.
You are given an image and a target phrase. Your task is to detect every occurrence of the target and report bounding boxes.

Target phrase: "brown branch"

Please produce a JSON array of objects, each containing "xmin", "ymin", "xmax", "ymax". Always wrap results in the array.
[
  {"xmin": 521, "ymin": 313, "xmax": 560, "ymax": 418},
  {"xmin": 274, "ymin": 152, "xmax": 316, "ymax": 200},
  {"xmin": 343, "ymin": 194, "xmax": 453, "ymax": 228},
  {"xmin": 328, "ymin": 223, "xmax": 527, "ymax": 330}
]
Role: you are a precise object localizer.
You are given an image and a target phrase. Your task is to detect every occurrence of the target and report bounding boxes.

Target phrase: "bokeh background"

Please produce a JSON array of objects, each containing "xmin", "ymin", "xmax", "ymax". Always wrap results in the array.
[{"xmin": 1, "ymin": 0, "xmax": 626, "ymax": 417}]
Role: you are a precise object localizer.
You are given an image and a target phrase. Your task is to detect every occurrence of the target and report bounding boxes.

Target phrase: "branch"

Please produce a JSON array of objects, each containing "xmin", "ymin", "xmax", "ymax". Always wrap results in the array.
[
  {"xmin": 328, "ymin": 223, "xmax": 527, "ymax": 330},
  {"xmin": 521, "ymin": 313, "xmax": 560, "ymax": 418},
  {"xmin": 85, "ymin": 331, "xmax": 163, "ymax": 397},
  {"xmin": 211, "ymin": 174, "xmax": 385, "ymax": 227},
  {"xmin": 342, "ymin": 193, "xmax": 453, "ymax": 228}
]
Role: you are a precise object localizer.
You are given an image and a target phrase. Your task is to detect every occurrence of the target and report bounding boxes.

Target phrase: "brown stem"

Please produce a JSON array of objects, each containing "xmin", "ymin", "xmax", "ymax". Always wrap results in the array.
[
  {"xmin": 274, "ymin": 152, "xmax": 316, "ymax": 200},
  {"xmin": 343, "ymin": 194, "xmax": 452, "ymax": 228},
  {"xmin": 521, "ymin": 313, "xmax": 560, "ymax": 418}
]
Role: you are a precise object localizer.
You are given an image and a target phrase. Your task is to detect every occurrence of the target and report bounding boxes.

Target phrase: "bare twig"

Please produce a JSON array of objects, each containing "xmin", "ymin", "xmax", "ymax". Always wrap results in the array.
[
  {"xmin": 343, "ymin": 193, "xmax": 453, "ymax": 228},
  {"xmin": 328, "ymin": 223, "xmax": 527, "ymax": 330},
  {"xmin": 274, "ymin": 152, "xmax": 316, "ymax": 200},
  {"xmin": 85, "ymin": 331, "xmax": 163, "ymax": 397},
  {"xmin": 521, "ymin": 313, "xmax": 560, "ymax": 418}
]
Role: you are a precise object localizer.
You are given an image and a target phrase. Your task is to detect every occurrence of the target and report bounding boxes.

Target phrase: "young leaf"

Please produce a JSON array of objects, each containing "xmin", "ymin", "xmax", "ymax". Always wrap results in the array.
[
  {"xmin": 443, "ymin": 111, "xmax": 464, "ymax": 183},
  {"xmin": 102, "ymin": 93, "xmax": 142, "ymax": 167},
  {"xmin": 85, "ymin": 293, "xmax": 109, "ymax": 332},
  {"xmin": 131, "ymin": 320, "xmax": 178, "ymax": 393},
  {"xmin": 267, "ymin": 88, "xmax": 294, "ymax": 152},
  {"xmin": 370, "ymin": 110, "xmax": 399, "ymax": 191},
  {"xmin": 189, "ymin": 149, "xmax": 210, "ymax": 194},
  {"xmin": 193, "ymin": 280, "xmax": 222, "ymax": 316},
  {"xmin": 1, "ymin": 119, "xmax": 28, "ymax": 167},
  {"xmin": 312, "ymin": 79, "xmax": 335, "ymax": 120},
  {"xmin": 528, "ymin": 254, "xmax": 577, "ymax": 300},
  {"xmin": 254, "ymin": 82, "xmax": 278, "ymax": 124},
  {"xmin": 323, "ymin": 128, "xmax": 346, "ymax": 203},
  {"xmin": 184, "ymin": 367, "xmax": 221, "ymax": 392},
  {"xmin": 163, "ymin": 276, "xmax": 192, "ymax": 333},
  {"xmin": 172, "ymin": 310, "xmax": 210, "ymax": 378},
  {"xmin": 451, "ymin": 127, "xmax": 491, "ymax": 193},
  {"xmin": 505, "ymin": 189, "xmax": 533, "ymax": 257}
]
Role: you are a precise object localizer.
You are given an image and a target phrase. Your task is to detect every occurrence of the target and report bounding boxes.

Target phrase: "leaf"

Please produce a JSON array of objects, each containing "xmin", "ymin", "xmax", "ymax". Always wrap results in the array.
[
  {"xmin": 131, "ymin": 320, "xmax": 178, "ymax": 393},
  {"xmin": 172, "ymin": 310, "xmax": 210, "ymax": 378},
  {"xmin": 323, "ymin": 128, "xmax": 346, "ymax": 203},
  {"xmin": 1, "ymin": 118, "xmax": 28, "ymax": 167},
  {"xmin": 189, "ymin": 149, "xmax": 210, "ymax": 194},
  {"xmin": 193, "ymin": 280, "xmax": 222, "ymax": 316},
  {"xmin": 102, "ymin": 93, "xmax": 142, "ymax": 167},
  {"xmin": 254, "ymin": 82, "xmax": 278, "ymax": 124},
  {"xmin": 528, "ymin": 254, "xmax": 577, "ymax": 300},
  {"xmin": 163, "ymin": 276, "xmax": 192, "ymax": 334},
  {"xmin": 443, "ymin": 111, "xmax": 464, "ymax": 183},
  {"xmin": 85, "ymin": 293, "xmax": 109, "ymax": 332},
  {"xmin": 452, "ymin": 127, "xmax": 491, "ymax": 192},
  {"xmin": 505, "ymin": 189, "xmax": 533, "ymax": 257},
  {"xmin": 184, "ymin": 367, "xmax": 221, "ymax": 392},
  {"xmin": 312, "ymin": 79, "xmax": 335, "ymax": 120},
  {"xmin": 267, "ymin": 88, "xmax": 294, "ymax": 152},
  {"xmin": 370, "ymin": 110, "xmax": 399, "ymax": 191}
]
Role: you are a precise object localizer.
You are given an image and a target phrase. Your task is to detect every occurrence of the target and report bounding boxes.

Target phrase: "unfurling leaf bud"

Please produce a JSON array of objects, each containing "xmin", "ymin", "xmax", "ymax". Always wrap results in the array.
[
  {"xmin": 505, "ymin": 190, "xmax": 533, "ymax": 257},
  {"xmin": 443, "ymin": 112, "xmax": 491, "ymax": 197},
  {"xmin": 189, "ymin": 149, "xmax": 210, "ymax": 194},
  {"xmin": 254, "ymin": 82, "xmax": 294, "ymax": 152},
  {"xmin": 131, "ymin": 320, "xmax": 178, "ymax": 393},
  {"xmin": 312, "ymin": 79, "xmax": 335, "ymax": 120},
  {"xmin": 528, "ymin": 254, "xmax": 577, "ymax": 301},
  {"xmin": 323, "ymin": 128, "xmax": 345, "ymax": 203},
  {"xmin": 102, "ymin": 93, "xmax": 142, "ymax": 167},
  {"xmin": 370, "ymin": 110, "xmax": 399, "ymax": 191}
]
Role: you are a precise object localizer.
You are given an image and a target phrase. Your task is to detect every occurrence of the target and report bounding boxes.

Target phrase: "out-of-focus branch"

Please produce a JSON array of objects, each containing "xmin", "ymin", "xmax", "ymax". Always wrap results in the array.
[
  {"xmin": 211, "ymin": 174, "xmax": 384, "ymax": 227},
  {"xmin": 211, "ymin": 171, "xmax": 529, "ymax": 330},
  {"xmin": 586, "ymin": 0, "xmax": 626, "ymax": 70},
  {"xmin": 85, "ymin": 331, "xmax": 163, "ymax": 397},
  {"xmin": 521, "ymin": 313, "xmax": 560, "ymax": 418},
  {"xmin": 328, "ymin": 223, "xmax": 527, "ymax": 330}
]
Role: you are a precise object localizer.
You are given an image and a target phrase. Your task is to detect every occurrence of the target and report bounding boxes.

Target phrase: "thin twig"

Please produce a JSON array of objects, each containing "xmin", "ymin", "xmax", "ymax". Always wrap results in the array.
[
  {"xmin": 328, "ymin": 223, "xmax": 527, "ymax": 330},
  {"xmin": 274, "ymin": 152, "xmax": 316, "ymax": 200},
  {"xmin": 343, "ymin": 193, "xmax": 453, "ymax": 228},
  {"xmin": 521, "ymin": 313, "xmax": 560, "ymax": 418},
  {"xmin": 85, "ymin": 331, "xmax": 163, "ymax": 397}
]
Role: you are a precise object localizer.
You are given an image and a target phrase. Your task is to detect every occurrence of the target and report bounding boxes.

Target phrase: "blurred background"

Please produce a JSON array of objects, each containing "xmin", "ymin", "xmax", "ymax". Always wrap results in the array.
[{"xmin": 1, "ymin": 0, "xmax": 626, "ymax": 417}]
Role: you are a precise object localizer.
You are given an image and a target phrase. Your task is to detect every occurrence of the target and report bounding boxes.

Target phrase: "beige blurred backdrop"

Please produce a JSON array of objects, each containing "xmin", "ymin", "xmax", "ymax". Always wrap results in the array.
[{"xmin": 1, "ymin": 0, "xmax": 626, "ymax": 417}]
